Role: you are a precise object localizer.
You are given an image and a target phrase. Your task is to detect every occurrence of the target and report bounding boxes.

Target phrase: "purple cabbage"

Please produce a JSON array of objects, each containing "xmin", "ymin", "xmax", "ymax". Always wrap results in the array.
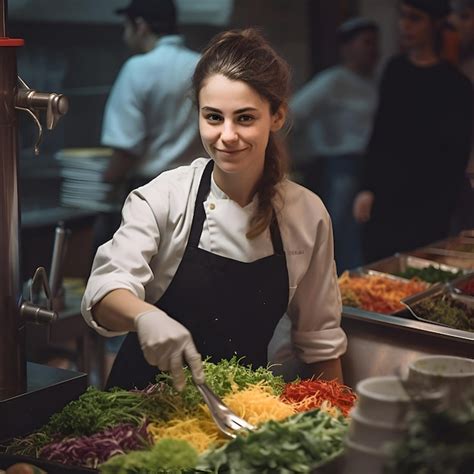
[{"xmin": 39, "ymin": 422, "xmax": 151, "ymax": 469}]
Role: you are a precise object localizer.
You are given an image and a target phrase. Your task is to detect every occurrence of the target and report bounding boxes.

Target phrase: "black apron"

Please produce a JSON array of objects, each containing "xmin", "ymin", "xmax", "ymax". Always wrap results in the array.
[{"xmin": 106, "ymin": 161, "xmax": 289, "ymax": 390}]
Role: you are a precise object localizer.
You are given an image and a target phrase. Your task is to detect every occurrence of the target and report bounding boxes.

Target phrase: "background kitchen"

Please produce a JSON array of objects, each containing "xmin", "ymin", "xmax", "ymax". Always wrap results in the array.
[
  {"xmin": 12, "ymin": 0, "xmax": 401, "ymax": 384},
  {"xmin": 1, "ymin": 0, "xmax": 474, "ymax": 472}
]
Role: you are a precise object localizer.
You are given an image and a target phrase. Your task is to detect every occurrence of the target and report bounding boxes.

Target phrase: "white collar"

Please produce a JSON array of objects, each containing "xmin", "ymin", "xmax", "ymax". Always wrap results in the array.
[{"xmin": 210, "ymin": 172, "xmax": 258, "ymax": 210}]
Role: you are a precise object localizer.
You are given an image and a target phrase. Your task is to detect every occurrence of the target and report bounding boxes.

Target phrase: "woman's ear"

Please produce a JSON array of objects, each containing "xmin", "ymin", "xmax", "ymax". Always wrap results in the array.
[{"xmin": 270, "ymin": 104, "xmax": 287, "ymax": 132}]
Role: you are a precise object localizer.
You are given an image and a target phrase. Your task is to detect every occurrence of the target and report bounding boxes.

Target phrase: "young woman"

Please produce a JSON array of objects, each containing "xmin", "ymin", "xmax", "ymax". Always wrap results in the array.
[
  {"xmin": 353, "ymin": 0, "xmax": 472, "ymax": 263},
  {"xmin": 81, "ymin": 29, "xmax": 347, "ymax": 391}
]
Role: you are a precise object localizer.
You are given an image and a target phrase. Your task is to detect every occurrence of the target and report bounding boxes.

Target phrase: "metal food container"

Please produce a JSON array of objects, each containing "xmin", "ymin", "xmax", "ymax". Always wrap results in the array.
[
  {"xmin": 364, "ymin": 253, "xmax": 466, "ymax": 280},
  {"xmin": 407, "ymin": 249, "xmax": 474, "ymax": 270},
  {"xmin": 450, "ymin": 272, "xmax": 474, "ymax": 303},
  {"xmin": 421, "ymin": 237, "xmax": 474, "ymax": 258},
  {"xmin": 340, "ymin": 269, "xmax": 429, "ymax": 316},
  {"xmin": 460, "ymin": 229, "xmax": 474, "ymax": 239},
  {"xmin": 402, "ymin": 284, "xmax": 474, "ymax": 329}
]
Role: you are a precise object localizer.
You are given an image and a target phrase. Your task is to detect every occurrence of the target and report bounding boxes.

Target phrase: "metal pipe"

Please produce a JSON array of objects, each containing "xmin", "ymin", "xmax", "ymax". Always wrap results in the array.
[
  {"xmin": 0, "ymin": 56, "xmax": 24, "ymax": 394},
  {"xmin": 0, "ymin": 1, "xmax": 25, "ymax": 398},
  {"xmin": 0, "ymin": 0, "xmax": 6, "ymax": 37}
]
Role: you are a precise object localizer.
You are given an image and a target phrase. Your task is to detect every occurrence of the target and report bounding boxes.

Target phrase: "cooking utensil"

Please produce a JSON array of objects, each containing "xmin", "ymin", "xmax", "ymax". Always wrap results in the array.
[{"xmin": 195, "ymin": 383, "xmax": 255, "ymax": 438}]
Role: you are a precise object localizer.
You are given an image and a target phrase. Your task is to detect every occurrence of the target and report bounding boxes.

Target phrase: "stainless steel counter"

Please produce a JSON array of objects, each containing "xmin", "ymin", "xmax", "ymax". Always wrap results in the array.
[{"xmin": 341, "ymin": 306, "xmax": 473, "ymax": 387}]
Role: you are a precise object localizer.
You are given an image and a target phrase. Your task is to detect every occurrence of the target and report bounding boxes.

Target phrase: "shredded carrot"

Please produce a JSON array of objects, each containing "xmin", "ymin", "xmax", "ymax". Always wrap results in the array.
[
  {"xmin": 281, "ymin": 379, "xmax": 357, "ymax": 417},
  {"xmin": 338, "ymin": 271, "xmax": 428, "ymax": 314}
]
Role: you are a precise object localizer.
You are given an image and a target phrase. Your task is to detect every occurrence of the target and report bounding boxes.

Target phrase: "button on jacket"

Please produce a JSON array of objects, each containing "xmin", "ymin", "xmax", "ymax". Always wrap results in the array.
[{"xmin": 81, "ymin": 158, "xmax": 347, "ymax": 364}]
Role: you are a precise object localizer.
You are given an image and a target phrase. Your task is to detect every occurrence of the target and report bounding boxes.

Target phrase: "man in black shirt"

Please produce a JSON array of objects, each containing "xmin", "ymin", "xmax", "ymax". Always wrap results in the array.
[{"xmin": 353, "ymin": 0, "xmax": 472, "ymax": 262}]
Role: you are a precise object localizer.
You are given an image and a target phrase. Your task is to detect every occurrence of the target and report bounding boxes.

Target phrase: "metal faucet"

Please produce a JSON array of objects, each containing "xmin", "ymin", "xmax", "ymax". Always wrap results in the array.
[{"xmin": 0, "ymin": 0, "xmax": 69, "ymax": 399}]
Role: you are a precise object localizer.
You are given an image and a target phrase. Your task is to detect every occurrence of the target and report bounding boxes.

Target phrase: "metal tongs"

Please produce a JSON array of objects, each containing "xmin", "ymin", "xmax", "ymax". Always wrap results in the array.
[{"xmin": 195, "ymin": 383, "xmax": 256, "ymax": 438}]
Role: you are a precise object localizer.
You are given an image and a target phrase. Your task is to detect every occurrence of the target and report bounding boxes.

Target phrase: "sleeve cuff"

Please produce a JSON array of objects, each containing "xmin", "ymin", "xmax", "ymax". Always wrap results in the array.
[
  {"xmin": 80, "ymin": 280, "xmax": 143, "ymax": 338},
  {"xmin": 291, "ymin": 327, "xmax": 347, "ymax": 364}
]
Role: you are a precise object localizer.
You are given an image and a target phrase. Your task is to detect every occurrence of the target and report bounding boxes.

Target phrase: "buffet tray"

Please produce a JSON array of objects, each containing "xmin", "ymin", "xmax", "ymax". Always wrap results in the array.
[
  {"xmin": 420, "ymin": 237, "xmax": 474, "ymax": 258},
  {"xmin": 407, "ymin": 249, "xmax": 474, "ymax": 271},
  {"xmin": 0, "ymin": 454, "xmax": 97, "ymax": 474},
  {"xmin": 450, "ymin": 272, "xmax": 474, "ymax": 301},
  {"xmin": 460, "ymin": 230, "xmax": 474, "ymax": 239},
  {"xmin": 341, "ymin": 269, "xmax": 429, "ymax": 316},
  {"xmin": 402, "ymin": 284, "xmax": 474, "ymax": 329},
  {"xmin": 0, "ymin": 452, "xmax": 343, "ymax": 474},
  {"xmin": 364, "ymin": 253, "xmax": 466, "ymax": 279}
]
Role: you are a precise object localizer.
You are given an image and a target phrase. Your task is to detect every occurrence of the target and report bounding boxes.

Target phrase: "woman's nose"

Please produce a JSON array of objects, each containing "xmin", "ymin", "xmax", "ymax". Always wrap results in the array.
[{"xmin": 221, "ymin": 121, "xmax": 238, "ymax": 143}]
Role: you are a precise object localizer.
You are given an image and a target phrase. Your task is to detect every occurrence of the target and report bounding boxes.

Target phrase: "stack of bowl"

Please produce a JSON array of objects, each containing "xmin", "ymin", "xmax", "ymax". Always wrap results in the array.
[
  {"xmin": 407, "ymin": 355, "xmax": 474, "ymax": 405},
  {"xmin": 342, "ymin": 375, "xmax": 441, "ymax": 474}
]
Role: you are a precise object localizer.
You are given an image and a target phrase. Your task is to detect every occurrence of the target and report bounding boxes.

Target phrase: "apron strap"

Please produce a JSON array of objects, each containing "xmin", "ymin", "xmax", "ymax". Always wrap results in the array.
[
  {"xmin": 188, "ymin": 160, "xmax": 214, "ymax": 247},
  {"xmin": 270, "ymin": 211, "xmax": 285, "ymax": 256},
  {"xmin": 188, "ymin": 159, "xmax": 285, "ymax": 256}
]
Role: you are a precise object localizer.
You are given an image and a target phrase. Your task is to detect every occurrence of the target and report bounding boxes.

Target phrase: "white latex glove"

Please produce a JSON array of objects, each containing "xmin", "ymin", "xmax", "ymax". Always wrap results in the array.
[
  {"xmin": 353, "ymin": 190, "xmax": 375, "ymax": 223},
  {"xmin": 134, "ymin": 309, "xmax": 205, "ymax": 391}
]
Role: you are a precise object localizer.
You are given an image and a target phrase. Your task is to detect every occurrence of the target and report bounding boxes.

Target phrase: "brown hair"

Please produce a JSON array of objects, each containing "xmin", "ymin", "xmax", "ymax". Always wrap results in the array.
[{"xmin": 192, "ymin": 28, "xmax": 291, "ymax": 239}]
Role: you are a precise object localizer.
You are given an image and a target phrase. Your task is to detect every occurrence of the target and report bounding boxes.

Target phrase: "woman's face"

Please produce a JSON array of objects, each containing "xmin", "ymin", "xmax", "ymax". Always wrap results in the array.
[
  {"xmin": 399, "ymin": 4, "xmax": 436, "ymax": 51},
  {"xmin": 198, "ymin": 74, "xmax": 285, "ymax": 179}
]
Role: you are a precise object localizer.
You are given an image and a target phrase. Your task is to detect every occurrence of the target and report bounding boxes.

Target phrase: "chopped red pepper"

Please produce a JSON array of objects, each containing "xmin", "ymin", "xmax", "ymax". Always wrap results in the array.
[
  {"xmin": 280, "ymin": 379, "xmax": 357, "ymax": 417},
  {"xmin": 459, "ymin": 279, "xmax": 474, "ymax": 296}
]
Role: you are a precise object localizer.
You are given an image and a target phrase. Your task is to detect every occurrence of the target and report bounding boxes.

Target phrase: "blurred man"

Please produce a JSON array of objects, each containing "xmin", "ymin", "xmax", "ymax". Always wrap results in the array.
[
  {"xmin": 450, "ymin": 0, "xmax": 474, "ymax": 231},
  {"xmin": 353, "ymin": 0, "xmax": 472, "ymax": 263},
  {"xmin": 102, "ymin": 0, "xmax": 203, "ymax": 189},
  {"xmin": 95, "ymin": 0, "xmax": 204, "ymax": 251},
  {"xmin": 291, "ymin": 18, "xmax": 380, "ymax": 271}
]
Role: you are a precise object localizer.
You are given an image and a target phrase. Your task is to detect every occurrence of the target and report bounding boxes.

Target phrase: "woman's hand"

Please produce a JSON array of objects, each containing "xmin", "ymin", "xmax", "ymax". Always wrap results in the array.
[
  {"xmin": 353, "ymin": 191, "xmax": 375, "ymax": 223},
  {"xmin": 134, "ymin": 309, "xmax": 205, "ymax": 391}
]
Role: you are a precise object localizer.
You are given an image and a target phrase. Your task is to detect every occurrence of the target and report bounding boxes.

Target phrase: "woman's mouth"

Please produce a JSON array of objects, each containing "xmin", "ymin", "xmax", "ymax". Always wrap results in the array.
[{"xmin": 215, "ymin": 148, "xmax": 247, "ymax": 154}]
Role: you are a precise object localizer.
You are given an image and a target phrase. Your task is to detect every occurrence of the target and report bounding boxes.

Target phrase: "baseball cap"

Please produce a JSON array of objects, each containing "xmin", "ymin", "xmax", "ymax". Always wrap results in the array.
[
  {"xmin": 337, "ymin": 17, "xmax": 379, "ymax": 43},
  {"xmin": 402, "ymin": 0, "xmax": 451, "ymax": 18},
  {"xmin": 116, "ymin": 0, "xmax": 176, "ymax": 26}
]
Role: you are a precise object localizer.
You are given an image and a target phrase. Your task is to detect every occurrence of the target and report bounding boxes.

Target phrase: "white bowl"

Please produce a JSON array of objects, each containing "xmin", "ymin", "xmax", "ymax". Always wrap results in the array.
[
  {"xmin": 342, "ymin": 437, "xmax": 388, "ymax": 474},
  {"xmin": 355, "ymin": 375, "xmax": 442, "ymax": 426},
  {"xmin": 355, "ymin": 375, "xmax": 411, "ymax": 426},
  {"xmin": 408, "ymin": 355, "xmax": 474, "ymax": 404},
  {"xmin": 346, "ymin": 407, "xmax": 407, "ymax": 451}
]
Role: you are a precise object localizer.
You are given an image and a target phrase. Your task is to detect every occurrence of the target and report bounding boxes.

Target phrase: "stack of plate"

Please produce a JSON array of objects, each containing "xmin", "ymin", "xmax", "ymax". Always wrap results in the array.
[
  {"xmin": 342, "ymin": 376, "xmax": 409, "ymax": 473},
  {"xmin": 342, "ymin": 375, "xmax": 442, "ymax": 474},
  {"xmin": 55, "ymin": 148, "xmax": 126, "ymax": 212}
]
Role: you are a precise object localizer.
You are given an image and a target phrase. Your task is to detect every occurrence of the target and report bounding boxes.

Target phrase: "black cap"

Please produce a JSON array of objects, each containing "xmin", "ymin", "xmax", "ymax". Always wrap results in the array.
[
  {"xmin": 116, "ymin": 0, "xmax": 176, "ymax": 30},
  {"xmin": 451, "ymin": 0, "xmax": 474, "ymax": 13},
  {"xmin": 402, "ymin": 0, "xmax": 451, "ymax": 18},
  {"xmin": 337, "ymin": 17, "xmax": 379, "ymax": 44}
]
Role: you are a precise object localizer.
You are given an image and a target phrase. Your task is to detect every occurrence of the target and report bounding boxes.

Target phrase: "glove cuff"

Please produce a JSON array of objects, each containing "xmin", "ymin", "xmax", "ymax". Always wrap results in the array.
[{"xmin": 134, "ymin": 309, "xmax": 162, "ymax": 331}]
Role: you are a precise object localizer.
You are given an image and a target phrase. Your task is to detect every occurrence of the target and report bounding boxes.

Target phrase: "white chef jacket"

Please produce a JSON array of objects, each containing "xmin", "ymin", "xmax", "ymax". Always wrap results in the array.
[
  {"xmin": 101, "ymin": 35, "xmax": 204, "ymax": 179},
  {"xmin": 291, "ymin": 65, "xmax": 377, "ymax": 163},
  {"xmin": 81, "ymin": 158, "xmax": 347, "ymax": 364}
]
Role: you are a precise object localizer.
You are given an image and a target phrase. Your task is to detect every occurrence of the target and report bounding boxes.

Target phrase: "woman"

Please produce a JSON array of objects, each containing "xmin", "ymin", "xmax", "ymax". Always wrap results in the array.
[
  {"xmin": 353, "ymin": 0, "xmax": 472, "ymax": 263},
  {"xmin": 81, "ymin": 29, "xmax": 346, "ymax": 392}
]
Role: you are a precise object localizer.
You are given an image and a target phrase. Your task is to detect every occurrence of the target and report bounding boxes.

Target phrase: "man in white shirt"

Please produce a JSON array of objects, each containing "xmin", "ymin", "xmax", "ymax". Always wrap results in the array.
[
  {"xmin": 96, "ymin": 0, "xmax": 204, "ymax": 365},
  {"xmin": 102, "ymin": 0, "xmax": 204, "ymax": 187},
  {"xmin": 291, "ymin": 18, "xmax": 379, "ymax": 272}
]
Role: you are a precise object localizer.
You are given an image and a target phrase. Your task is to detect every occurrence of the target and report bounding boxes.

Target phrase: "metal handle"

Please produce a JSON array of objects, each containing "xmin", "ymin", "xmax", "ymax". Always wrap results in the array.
[
  {"xmin": 20, "ymin": 267, "xmax": 58, "ymax": 324},
  {"xmin": 14, "ymin": 75, "xmax": 69, "ymax": 155},
  {"xmin": 49, "ymin": 221, "xmax": 70, "ymax": 299}
]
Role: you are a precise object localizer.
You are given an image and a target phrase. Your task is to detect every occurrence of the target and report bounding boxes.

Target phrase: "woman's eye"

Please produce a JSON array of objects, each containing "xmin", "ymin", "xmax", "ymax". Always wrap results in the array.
[
  {"xmin": 238, "ymin": 115, "xmax": 254, "ymax": 123},
  {"xmin": 205, "ymin": 114, "xmax": 222, "ymax": 122}
]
